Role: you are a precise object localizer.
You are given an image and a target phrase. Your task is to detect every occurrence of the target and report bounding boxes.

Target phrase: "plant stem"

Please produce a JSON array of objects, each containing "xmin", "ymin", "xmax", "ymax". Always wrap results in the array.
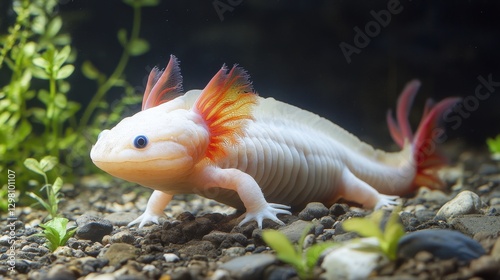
[{"xmin": 78, "ymin": 5, "xmax": 142, "ymax": 131}]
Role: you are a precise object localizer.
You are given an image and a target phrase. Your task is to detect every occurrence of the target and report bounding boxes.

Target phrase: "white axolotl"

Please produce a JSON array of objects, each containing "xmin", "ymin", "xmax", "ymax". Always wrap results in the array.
[{"xmin": 90, "ymin": 55, "xmax": 459, "ymax": 228}]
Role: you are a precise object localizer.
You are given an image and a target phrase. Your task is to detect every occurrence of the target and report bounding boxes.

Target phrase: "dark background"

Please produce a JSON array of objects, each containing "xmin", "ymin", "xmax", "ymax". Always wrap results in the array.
[{"xmin": 2, "ymin": 0, "xmax": 500, "ymax": 149}]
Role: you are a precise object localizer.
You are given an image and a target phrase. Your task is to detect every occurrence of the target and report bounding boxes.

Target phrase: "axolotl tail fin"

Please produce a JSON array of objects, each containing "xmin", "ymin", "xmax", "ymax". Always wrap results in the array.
[{"xmin": 386, "ymin": 80, "xmax": 461, "ymax": 191}]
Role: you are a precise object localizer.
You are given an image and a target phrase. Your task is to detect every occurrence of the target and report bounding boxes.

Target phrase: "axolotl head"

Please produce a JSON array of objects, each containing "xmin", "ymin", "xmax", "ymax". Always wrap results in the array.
[
  {"xmin": 90, "ymin": 55, "xmax": 257, "ymax": 189},
  {"xmin": 90, "ymin": 96, "xmax": 210, "ymax": 188}
]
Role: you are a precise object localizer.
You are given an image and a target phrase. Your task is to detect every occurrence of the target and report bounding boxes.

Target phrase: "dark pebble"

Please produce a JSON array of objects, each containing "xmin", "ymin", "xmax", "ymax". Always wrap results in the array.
[
  {"xmin": 75, "ymin": 215, "xmax": 113, "ymax": 242},
  {"xmin": 25, "ymin": 234, "xmax": 46, "ymax": 244},
  {"xmin": 16, "ymin": 251, "xmax": 38, "ymax": 260},
  {"xmin": 265, "ymin": 265, "xmax": 297, "ymax": 280},
  {"xmin": 298, "ymin": 202, "xmax": 329, "ymax": 221},
  {"xmin": 398, "ymin": 229, "xmax": 486, "ymax": 262},
  {"xmin": 110, "ymin": 231, "xmax": 135, "ymax": 244},
  {"xmin": 202, "ymin": 231, "xmax": 248, "ymax": 248},
  {"xmin": 399, "ymin": 211, "xmax": 420, "ymax": 230},
  {"xmin": 329, "ymin": 203, "xmax": 348, "ymax": 218},
  {"xmin": 137, "ymin": 254, "xmax": 156, "ymax": 264},
  {"xmin": 320, "ymin": 216, "xmax": 335, "ymax": 229},
  {"xmin": 23, "ymin": 227, "xmax": 39, "ymax": 237},
  {"xmin": 14, "ymin": 260, "xmax": 30, "ymax": 273}
]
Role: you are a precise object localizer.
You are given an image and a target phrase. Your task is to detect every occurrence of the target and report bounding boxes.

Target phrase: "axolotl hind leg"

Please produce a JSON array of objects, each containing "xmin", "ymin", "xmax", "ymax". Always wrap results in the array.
[{"xmin": 338, "ymin": 167, "xmax": 399, "ymax": 209}]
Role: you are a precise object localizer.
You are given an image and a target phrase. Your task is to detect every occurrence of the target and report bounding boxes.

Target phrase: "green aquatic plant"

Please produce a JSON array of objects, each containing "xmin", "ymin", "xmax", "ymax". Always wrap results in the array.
[
  {"xmin": 0, "ymin": 0, "xmax": 77, "ymax": 189},
  {"xmin": 1, "ymin": 0, "xmax": 158, "ymax": 192},
  {"xmin": 341, "ymin": 207, "xmax": 405, "ymax": 260},
  {"xmin": 24, "ymin": 156, "xmax": 62, "ymax": 219},
  {"xmin": 37, "ymin": 217, "xmax": 76, "ymax": 252},
  {"xmin": 262, "ymin": 226, "xmax": 337, "ymax": 280},
  {"xmin": 0, "ymin": 186, "xmax": 8, "ymax": 212},
  {"xmin": 486, "ymin": 134, "xmax": 500, "ymax": 160}
]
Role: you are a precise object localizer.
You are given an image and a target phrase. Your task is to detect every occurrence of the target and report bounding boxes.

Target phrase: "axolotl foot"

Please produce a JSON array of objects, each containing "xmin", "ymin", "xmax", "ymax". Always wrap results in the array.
[
  {"xmin": 128, "ymin": 210, "xmax": 168, "ymax": 228},
  {"xmin": 374, "ymin": 194, "xmax": 400, "ymax": 210},
  {"xmin": 238, "ymin": 203, "xmax": 292, "ymax": 228}
]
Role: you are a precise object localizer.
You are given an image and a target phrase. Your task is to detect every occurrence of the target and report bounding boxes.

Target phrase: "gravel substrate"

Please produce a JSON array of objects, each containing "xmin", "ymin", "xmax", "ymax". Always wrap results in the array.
[{"xmin": 2, "ymin": 148, "xmax": 500, "ymax": 280}]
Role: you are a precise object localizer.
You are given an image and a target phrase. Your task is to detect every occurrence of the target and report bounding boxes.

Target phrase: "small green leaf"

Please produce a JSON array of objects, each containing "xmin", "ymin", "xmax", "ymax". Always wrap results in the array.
[
  {"xmin": 0, "ymin": 112, "xmax": 10, "ymax": 125},
  {"xmin": 342, "ymin": 218, "xmax": 384, "ymax": 240},
  {"xmin": 56, "ymin": 64, "xmax": 74, "ymax": 80},
  {"xmin": 24, "ymin": 158, "xmax": 45, "ymax": 177},
  {"xmin": 61, "ymin": 227, "xmax": 77, "ymax": 245},
  {"xmin": 20, "ymin": 69, "xmax": 32, "ymax": 89},
  {"xmin": 37, "ymin": 89, "xmax": 50, "ymax": 105},
  {"xmin": 53, "ymin": 34, "xmax": 72, "ymax": 46},
  {"xmin": 54, "ymin": 93, "xmax": 68, "ymax": 108},
  {"xmin": 33, "ymin": 57, "xmax": 49, "ymax": 69},
  {"xmin": 52, "ymin": 177, "xmax": 63, "ymax": 194},
  {"xmin": 32, "ymin": 108, "xmax": 47, "ymax": 123},
  {"xmin": 81, "ymin": 61, "xmax": 100, "ymax": 80},
  {"xmin": 32, "ymin": 15, "xmax": 47, "ymax": 34},
  {"xmin": 262, "ymin": 230, "xmax": 304, "ymax": 272},
  {"xmin": 117, "ymin": 29, "xmax": 127, "ymax": 46},
  {"xmin": 31, "ymin": 66, "xmax": 50, "ymax": 79},
  {"xmin": 46, "ymin": 16, "xmax": 62, "ymax": 37},
  {"xmin": 27, "ymin": 192, "xmax": 52, "ymax": 212},
  {"xmin": 40, "ymin": 156, "xmax": 58, "ymax": 172},
  {"xmin": 23, "ymin": 42, "xmax": 36, "ymax": 57},
  {"xmin": 54, "ymin": 46, "xmax": 71, "ymax": 68},
  {"xmin": 17, "ymin": 120, "xmax": 32, "ymax": 141},
  {"xmin": 128, "ymin": 38, "xmax": 149, "ymax": 56},
  {"xmin": 305, "ymin": 242, "xmax": 337, "ymax": 269}
]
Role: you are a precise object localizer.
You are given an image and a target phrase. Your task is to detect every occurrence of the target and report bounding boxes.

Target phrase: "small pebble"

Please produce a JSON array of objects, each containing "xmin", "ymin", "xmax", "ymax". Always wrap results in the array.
[
  {"xmin": 218, "ymin": 254, "xmax": 276, "ymax": 279},
  {"xmin": 164, "ymin": 253, "xmax": 180, "ymax": 262},
  {"xmin": 436, "ymin": 191, "xmax": 482, "ymax": 221},
  {"xmin": 110, "ymin": 230, "xmax": 135, "ymax": 244},
  {"xmin": 101, "ymin": 243, "xmax": 139, "ymax": 266},
  {"xmin": 222, "ymin": 247, "xmax": 246, "ymax": 257},
  {"xmin": 45, "ymin": 264, "xmax": 77, "ymax": 280},
  {"xmin": 329, "ymin": 203, "xmax": 348, "ymax": 217},
  {"xmin": 298, "ymin": 202, "xmax": 329, "ymax": 221},
  {"xmin": 321, "ymin": 237, "xmax": 386, "ymax": 280},
  {"xmin": 76, "ymin": 215, "xmax": 113, "ymax": 242},
  {"xmin": 278, "ymin": 220, "xmax": 314, "ymax": 243}
]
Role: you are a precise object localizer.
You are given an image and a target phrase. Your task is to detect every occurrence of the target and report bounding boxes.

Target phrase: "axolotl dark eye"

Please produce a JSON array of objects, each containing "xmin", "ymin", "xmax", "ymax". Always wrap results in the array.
[{"xmin": 133, "ymin": 135, "xmax": 148, "ymax": 149}]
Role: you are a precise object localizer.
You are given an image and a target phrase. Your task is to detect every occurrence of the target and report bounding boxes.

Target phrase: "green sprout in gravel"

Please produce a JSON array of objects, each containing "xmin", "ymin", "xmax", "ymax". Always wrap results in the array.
[
  {"xmin": 342, "ymin": 207, "xmax": 405, "ymax": 260},
  {"xmin": 486, "ymin": 134, "xmax": 500, "ymax": 160},
  {"xmin": 38, "ymin": 217, "xmax": 76, "ymax": 252},
  {"xmin": 262, "ymin": 226, "xmax": 337, "ymax": 280},
  {"xmin": 24, "ymin": 156, "xmax": 63, "ymax": 219}
]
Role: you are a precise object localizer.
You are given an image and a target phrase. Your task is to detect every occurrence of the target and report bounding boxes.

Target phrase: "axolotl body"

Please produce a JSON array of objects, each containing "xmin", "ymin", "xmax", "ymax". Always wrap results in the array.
[{"xmin": 90, "ymin": 55, "xmax": 459, "ymax": 228}]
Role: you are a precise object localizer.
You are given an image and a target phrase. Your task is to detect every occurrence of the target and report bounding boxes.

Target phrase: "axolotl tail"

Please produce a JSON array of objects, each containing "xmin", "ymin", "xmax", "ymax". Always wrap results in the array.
[{"xmin": 386, "ymin": 80, "xmax": 461, "ymax": 191}]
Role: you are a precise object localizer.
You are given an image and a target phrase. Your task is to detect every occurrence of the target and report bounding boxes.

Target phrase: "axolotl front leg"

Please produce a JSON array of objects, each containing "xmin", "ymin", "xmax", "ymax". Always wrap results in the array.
[
  {"xmin": 128, "ymin": 166, "xmax": 291, "ymax": 228},
  {"xmin": 128, "ymin": 190, "xmax": 173, "ymax": 228}
]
